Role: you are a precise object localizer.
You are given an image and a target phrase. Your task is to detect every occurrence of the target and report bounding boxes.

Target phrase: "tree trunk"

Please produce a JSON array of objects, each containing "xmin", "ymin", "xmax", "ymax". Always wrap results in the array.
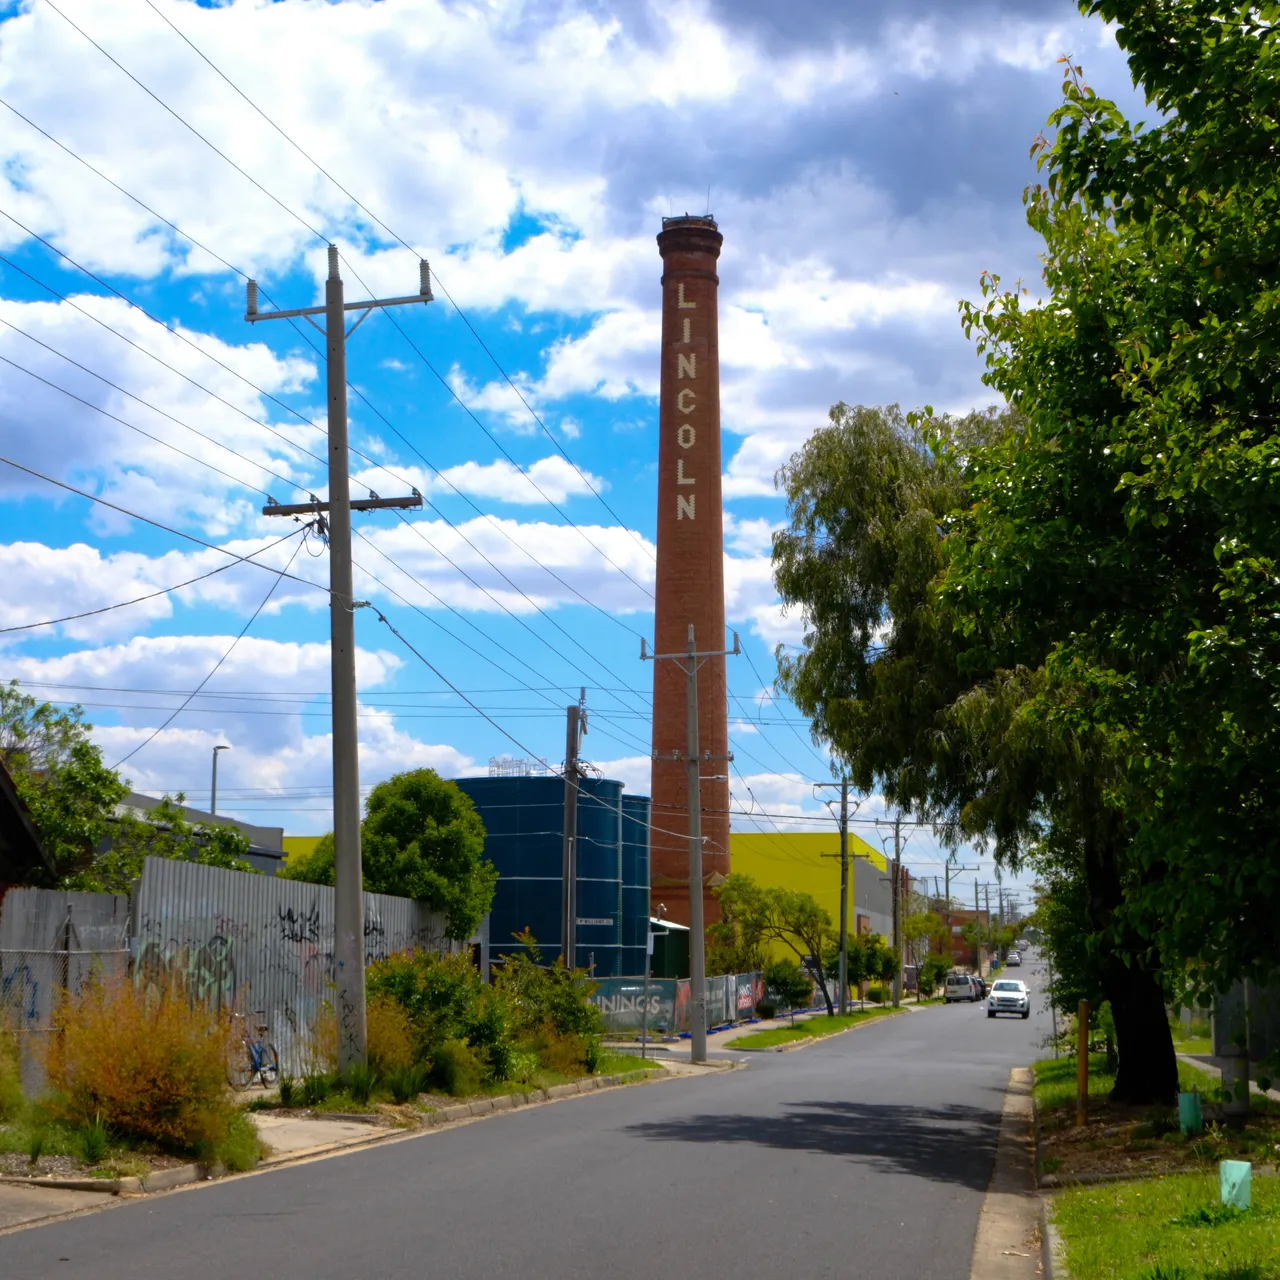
[
  {"xmin": 813, "ymin": 959, "xmax": 835, "ymax": 1016},
  {"xmin": 1082, "ymin": 803, "xmax": 1180, "ymax": 1106},
  {"xmin": 1104, "ymin": 959, "xmax": 1179, "ymax": 1104}
]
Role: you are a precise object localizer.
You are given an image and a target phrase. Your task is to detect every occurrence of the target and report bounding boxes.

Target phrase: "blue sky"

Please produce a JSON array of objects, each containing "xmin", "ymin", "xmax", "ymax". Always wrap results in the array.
[{"xmin": 0, "ymin": 0, "xmax": 1145, "ymax": 908}]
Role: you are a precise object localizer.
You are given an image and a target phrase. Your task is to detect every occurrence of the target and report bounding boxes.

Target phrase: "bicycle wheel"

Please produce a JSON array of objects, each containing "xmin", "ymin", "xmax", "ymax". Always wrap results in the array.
[
  {"xmin": 227, "ymin": 1042, "xmax": 254, "ymax": 1090},
  {"xmin": 259, "ymin": 1043, "xmax": 280, "ymax": 1086}
]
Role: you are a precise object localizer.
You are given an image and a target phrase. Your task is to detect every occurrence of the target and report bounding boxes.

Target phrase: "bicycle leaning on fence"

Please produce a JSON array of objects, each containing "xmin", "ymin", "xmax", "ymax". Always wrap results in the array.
[{"xmin": 227, "ymin": 1010, "xmax": 280, "ymax": 1089}]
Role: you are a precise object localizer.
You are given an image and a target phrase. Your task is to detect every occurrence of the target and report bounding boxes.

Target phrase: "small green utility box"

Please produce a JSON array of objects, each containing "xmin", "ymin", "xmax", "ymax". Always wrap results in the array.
[
  {"xmin": 1220, "ymin": 1160, "xmax": 1251, "ymax": 1210},
  {"xmin": 1178, "ymin": 1091, "xmax": 1203, "ymax": 1136}
]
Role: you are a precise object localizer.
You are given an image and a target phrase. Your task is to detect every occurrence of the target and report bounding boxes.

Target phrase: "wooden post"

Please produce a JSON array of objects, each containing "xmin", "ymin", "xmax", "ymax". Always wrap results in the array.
[{"xmin": 1076, "ymin": 999, "xmax": 1090, "ymax": 1127}]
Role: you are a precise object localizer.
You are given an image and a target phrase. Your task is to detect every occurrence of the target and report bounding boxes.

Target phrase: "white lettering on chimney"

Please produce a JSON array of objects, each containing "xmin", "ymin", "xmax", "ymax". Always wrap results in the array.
[
  {"xmin": 676, "ymin": 459, "xmax": 695, "ymax": 485},
  {"xmin": 677, "ymin": 494, "xmax": 696, "ymax": 520},
  {"xmin": 677, "ymin": 283, "xmax": 696, "ymax": 309}
]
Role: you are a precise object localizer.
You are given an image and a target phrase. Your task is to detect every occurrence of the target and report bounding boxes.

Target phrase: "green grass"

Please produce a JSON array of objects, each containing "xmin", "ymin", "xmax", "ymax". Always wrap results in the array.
[
  {"xmin": 590, "ymin": 1051, "xmax": 664, "ymax": 1077},
  {"xmin": 1053, "ymin": 1172, "xmax": 1280, "ymax": 1280},
  {"xmin": 726, "ymin": 1008, "xmax": 900, "ymax": 1050},
  {"xmin": 1034, "ymin": 1055, "xmax": 1224, "ymax": 1114},
  {"xmin": 1033, "ymin": 1054, "xmax": 1118, "ymax": 1111}
]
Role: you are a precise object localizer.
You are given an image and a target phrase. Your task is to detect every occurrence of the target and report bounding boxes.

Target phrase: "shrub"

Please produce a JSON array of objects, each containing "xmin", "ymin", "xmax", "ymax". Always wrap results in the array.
[
  {"xmin": 0, "ymin": 1027, "xmax": 22, "ymax": 1122},
  {"xmin": 508, "ymin": 1050, "xmax": 540, "ymax": 1085},
  {"xmin": 80, "ymin": 1119, "xmax": 109, "ymax": 1165},
  {"xmin": 366, "ymin": 950, "xmax": 481, "ymax": 1059},
  {"xmin": 344, "ymin": 1063, "xmax": 379, "ymax": 1105},
  {"xmin": 27, "ymin": 1128, "xmax": 46, "ymax": 1166},
  {"xmin": 277, "ymin": 1077, "xmax": 297, "ymax": 1108},
  {"xmin": 214, "ymin": 1110, "xmax": 263, "ymax": 1172},
  {"xmin": 917, "ymin": 955, "xmax": 951, "ymax": 999},
  {"xmin": 45, "ymin": 977, "xmax": 234, "ymax": 1154},
  {"xmin": 431, "ymin": 1038, "xmax": 482, "ymax": 1097},
  {"xmin": 366, "ymin": 995, "xmax": 415, "ymax": 1073},
  {"xmin": 529, "ymin": 1027, "xmax": 588, "ymax": 1077},
  {"xmin": 866, "ymin": 986, "xmax": 885, "ymax": 1004},
  {"xmin": 300, "ymin": 1071, "xmax": 330, "ymax": 1108},
  {"xmin": 466, "ymin": 987, "xmax": 514, "ymax": 1082},
  {"xmin": 493, "ymin": 941, "xmax": 603, "ymax": 1043},
  {"xmin": 755, "ymin": 1001, "xmax": 777, "ymax": 1020},
  {"xmin": 584, "ymin": 1036, "xmax": 603, "ymax": 1074},
  {"xmin": 763, "ymin": 958, "xmax": 813, "ymax": 1012},
  {"xmin": 386, "ymin": 1064, "xmax": 427, "ymax": 1105}
]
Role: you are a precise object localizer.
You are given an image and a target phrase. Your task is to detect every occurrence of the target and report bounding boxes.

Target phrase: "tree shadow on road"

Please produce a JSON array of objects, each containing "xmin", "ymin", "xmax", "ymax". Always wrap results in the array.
[{"xmin": 624, "ymin": 1099, "xmax": 999, "ymax": 1190}]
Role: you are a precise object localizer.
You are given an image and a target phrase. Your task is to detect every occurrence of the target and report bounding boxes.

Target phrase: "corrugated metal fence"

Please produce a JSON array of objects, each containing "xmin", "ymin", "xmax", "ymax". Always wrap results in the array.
[
  {"xmin": 132, "ymin": 858, "xmax": 457, "ymax": 1077},
  {"xmin": 0, "ymin": 858, "xmax": 467, "ymax": 1084},
  {"xmin": 0, "ymin": 889, "xmax": 130, "ymax": 1093}
]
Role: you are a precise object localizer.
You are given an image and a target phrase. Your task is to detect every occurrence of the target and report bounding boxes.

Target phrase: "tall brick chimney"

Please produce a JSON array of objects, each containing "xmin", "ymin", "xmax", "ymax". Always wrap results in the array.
[{"xmin": 650, "ymin": 215, "xmax": 729, "ymax": 929}]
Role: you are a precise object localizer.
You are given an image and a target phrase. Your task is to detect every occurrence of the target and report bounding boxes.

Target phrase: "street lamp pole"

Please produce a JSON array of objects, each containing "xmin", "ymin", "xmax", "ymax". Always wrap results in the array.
[{"xmin": 210, "ymin": 745, "xmax": 230, "ymax": 817}]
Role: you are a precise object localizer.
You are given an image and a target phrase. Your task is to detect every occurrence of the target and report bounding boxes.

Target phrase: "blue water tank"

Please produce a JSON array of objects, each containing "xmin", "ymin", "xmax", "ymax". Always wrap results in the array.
[
  {"xmin": 453, "ymin": 776, "xmax": 564, "ymax": 963},
  {"xmin": 620, "ymin": 794, "xmax": 651, "ymax": 976},
  {"xmin": 453, "ymin": 775, "xmax": 647, "ymax": 977}
]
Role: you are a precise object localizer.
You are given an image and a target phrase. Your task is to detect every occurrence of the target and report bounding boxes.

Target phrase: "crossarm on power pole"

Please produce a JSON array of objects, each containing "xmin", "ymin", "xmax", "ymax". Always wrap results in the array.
[{"xmin": 263, "ymin": 493, "xmax": 423, "ymax": 517}]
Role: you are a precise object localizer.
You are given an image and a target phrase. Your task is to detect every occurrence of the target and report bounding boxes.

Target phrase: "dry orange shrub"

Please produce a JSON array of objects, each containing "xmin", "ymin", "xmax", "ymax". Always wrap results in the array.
[
  {"xmin": 312, "ymin": 994, "xmax": 415, "ymax": 1074},
  {"xmin": 45, "ymin": 977, "xmax": 236, "ymax": 1152}
]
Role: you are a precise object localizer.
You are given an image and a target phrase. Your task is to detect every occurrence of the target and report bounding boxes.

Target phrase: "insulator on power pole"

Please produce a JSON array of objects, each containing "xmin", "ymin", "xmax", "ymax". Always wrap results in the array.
[
  {"xmin": 328, "ymin": 244, "xmax": 340, "ymax": 279},
  {"xmin": 246, "ymin": 279, "xmax": 259, "ymax": 316},
  {"xmin": 419, "ymin": 259, "xmax": 433, "ymax": 300}
]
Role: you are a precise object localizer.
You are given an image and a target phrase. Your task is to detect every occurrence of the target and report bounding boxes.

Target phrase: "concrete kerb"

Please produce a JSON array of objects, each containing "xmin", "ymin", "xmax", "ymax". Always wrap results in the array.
[{"xmin": 968, "ymin": 1067, "xmax": 1041, "ymax": 1280}]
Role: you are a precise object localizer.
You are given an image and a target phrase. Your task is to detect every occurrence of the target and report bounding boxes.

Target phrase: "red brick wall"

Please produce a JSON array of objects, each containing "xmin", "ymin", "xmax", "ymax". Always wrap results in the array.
[{"xmin": 650, "ymin": 216, "xmax": 729, "ymax": 927}]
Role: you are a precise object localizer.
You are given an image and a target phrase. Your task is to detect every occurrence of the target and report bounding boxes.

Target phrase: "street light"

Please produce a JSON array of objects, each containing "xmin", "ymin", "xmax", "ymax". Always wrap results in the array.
[{"xmin": 210, "ymin": 745, "xmax": 230, "ymax": 817}]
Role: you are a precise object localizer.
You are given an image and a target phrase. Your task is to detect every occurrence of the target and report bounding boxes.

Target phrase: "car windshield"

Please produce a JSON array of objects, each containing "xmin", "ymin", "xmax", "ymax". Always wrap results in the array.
[
  {"xmin": 993, "ymin": 981, "xmax": 1023, "ymax": 992},
  {"xmin": 947, "ymin": 977, "xmax": 970, "ymax": 985}
]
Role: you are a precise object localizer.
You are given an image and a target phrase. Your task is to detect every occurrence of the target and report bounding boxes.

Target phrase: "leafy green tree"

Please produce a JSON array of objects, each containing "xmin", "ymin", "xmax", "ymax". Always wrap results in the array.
[
  {"xmin": 0, "ymin": 681, "xmax": 254, "ymax": 891},
  {"xmin": 763, "ymin": 958, "xmax": 812, "ymax": 1014},
  {"xmin": 935, "ymin": 0, "xmax": 1280, "ymax": 1094},
  {"xmin": 713, "ymin": 873, "xmax": 839, "ymax": 1014},
  {"xmin": 709, "ymin": 873, "xmax": 769, "ymax": 975},
  {"xmin": 917, "ymin": 955, "xmax": 951, "ymax": 1000},
  {"xmin": 282, "ymin": 768, "xmax": 496, "ymax": 940},
  {"xmin": 772, "ymin": 400, "xmax": 1178, "ymax": 1101}
]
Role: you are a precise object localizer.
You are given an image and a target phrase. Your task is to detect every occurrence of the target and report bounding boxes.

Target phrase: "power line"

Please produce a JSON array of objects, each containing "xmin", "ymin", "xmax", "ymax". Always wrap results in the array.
[
  {"xmin": 43, "ymin": 2, "xmax": 657, "ymax": 604},
  {"xmin": 0, "ymin": 453, "xmax": 329, "ymax": 596},
  {"xmin": 112, "ymin": 527, "xmax": 312, "ymax": 767},
  {"xmin": 0, "ymin": 526, "xmax": 308, "ymax": 634},
  {"xmin": 136, "ymin": 0, "xmax": 657, "ymax": 568},
  {"xmin": 0, "ymin": 317, "xmax": 304, "ymax": 498},
  {"xmin": 18, "ymin": 14, "xmax": 830, "ymax": 795}
]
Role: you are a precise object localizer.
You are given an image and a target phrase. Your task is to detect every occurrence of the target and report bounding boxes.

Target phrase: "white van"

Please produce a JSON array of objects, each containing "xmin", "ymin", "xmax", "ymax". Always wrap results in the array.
[{"xmin": 944, "ymin": 974, "xmax": 979, "ymax": 1003}]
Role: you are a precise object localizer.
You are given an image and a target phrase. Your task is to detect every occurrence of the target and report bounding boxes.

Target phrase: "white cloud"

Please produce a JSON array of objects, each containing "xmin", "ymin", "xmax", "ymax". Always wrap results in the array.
[{"xmin": 0, "ymin": 294, "xmax": 319, "ymax": 534}]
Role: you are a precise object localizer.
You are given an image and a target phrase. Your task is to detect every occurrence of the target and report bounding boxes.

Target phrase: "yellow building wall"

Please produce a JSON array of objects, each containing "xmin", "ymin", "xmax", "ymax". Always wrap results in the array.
[
  {"xmin": 728, "ymin": 830, "xmax": 888, "ymax": 962},
  {"xmin": 281, "ymin": 835, "xmax": 322, "ymax": 874}
]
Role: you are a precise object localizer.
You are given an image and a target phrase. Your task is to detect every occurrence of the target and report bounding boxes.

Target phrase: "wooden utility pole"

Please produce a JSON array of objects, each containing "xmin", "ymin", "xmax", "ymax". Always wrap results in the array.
[{"xmin": 247, "ymin": 247, "xmax": 430, "ymax": 1070}]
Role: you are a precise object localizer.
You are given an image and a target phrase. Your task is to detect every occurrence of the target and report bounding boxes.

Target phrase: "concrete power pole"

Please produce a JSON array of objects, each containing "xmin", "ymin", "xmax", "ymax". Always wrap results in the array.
[
  {"xmin": 247, "ymin": 246, "xmax": 431, "ymax": 1071},
  {"xmin": 891, "ymin": 815, "xmax": 902, "ymax": 1007},
  {"xmin": 561, "ymin": 691, "xmax": 587, "ymax": 968},
  {"xmin": 815, "ymin": 780, "xmax": 852, "ymax": 1015},
  {"xmin": 210, "ymin": 744, "xmax": 229, "ymax": 817},
  {"xmin": 643, "ymin": 624, "xmax": 738, "ymax": 1064}
]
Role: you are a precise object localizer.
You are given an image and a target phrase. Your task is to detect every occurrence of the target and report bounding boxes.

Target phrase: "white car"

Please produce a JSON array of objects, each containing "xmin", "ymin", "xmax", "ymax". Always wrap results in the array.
[
  {"xmin": 1006, "ymin": 951, "xmax": 1022, "ymax": 967},
  {"xmin": 987, "ymin": 979, "xmax": 1030, "ymax": 1019},
  {"xmin": 944, "ymin": 974, "xmax": 980, "ymax": 1003}
]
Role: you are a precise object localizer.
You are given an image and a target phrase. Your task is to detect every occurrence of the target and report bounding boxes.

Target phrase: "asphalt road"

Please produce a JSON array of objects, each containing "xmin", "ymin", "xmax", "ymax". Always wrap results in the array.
[{"xmin": 1, "ymin": 960, "xmax": 1050, "ymax": 1280}]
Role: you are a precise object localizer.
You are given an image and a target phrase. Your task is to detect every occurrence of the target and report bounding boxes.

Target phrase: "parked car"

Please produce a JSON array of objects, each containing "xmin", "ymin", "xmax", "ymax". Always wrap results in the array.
[
  {"xmin": 987, "ymin": 979, "xmax": 1030, "ymax": 1019},
  {"xmin": 1006, "ymin": 951, "xmax": 1022, "ymax": 967},
  {"xmin": 944, "ymin": 974, "xmax": 980, "ymax": 1003},
  {"xmin": 971, "ymin": 977, "xmax": 987, "ymax": 998}
]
